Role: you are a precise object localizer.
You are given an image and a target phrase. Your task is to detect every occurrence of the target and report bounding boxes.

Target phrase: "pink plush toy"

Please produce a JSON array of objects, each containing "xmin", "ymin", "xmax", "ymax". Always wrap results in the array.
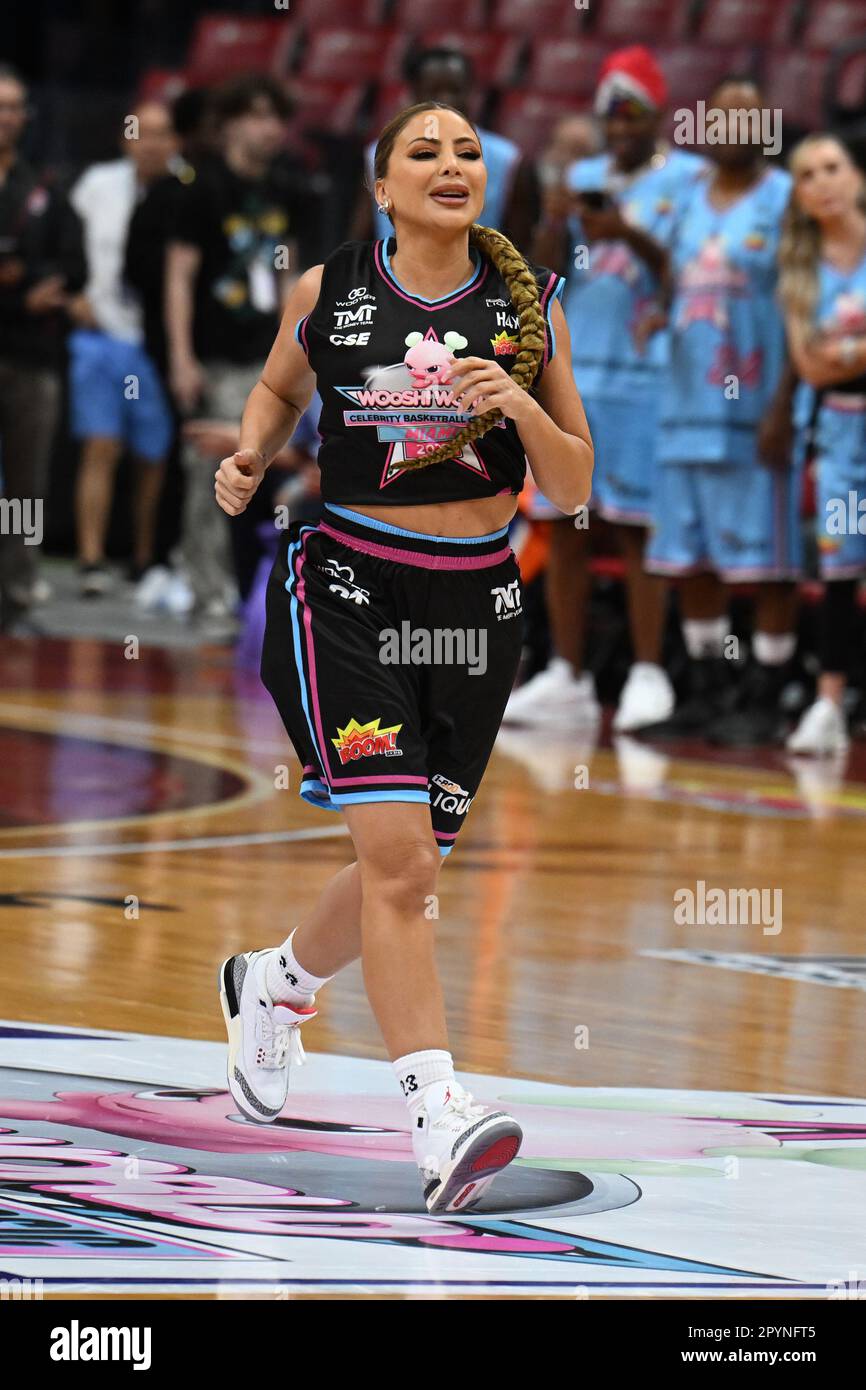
[{"xmin": 403, "ymin": 329, "xmax": 468, "ymax": 386}]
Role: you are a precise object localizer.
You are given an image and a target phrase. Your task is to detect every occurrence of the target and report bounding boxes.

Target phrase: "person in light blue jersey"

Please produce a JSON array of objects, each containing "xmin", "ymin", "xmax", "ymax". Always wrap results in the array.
[
  {"xmin": 644, "ymin": 76, "xmax": 801, "ymax": 747},
  {"xmin": 349, "ymin": 47, "xmax": 538, "ymax": 250},
  {"xmin": 780, "ymin": 134, "xmax": 866, "ymax": 755},
  {"xmin": 508, "ymin": 47, "xmax": 701, "ymax": 734}
]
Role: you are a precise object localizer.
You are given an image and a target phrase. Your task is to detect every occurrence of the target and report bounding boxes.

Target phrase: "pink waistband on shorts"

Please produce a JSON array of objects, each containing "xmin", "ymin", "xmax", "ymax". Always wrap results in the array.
[{"xmin": 317, "ymin": 521, "xmax": 513, "ymax": 570}]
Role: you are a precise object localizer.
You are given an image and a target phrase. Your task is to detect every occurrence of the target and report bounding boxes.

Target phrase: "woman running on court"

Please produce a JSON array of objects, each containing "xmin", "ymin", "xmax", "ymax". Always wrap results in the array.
[{"xmin": 216, "ymin": 104, "xmax": 593, "ymax": 1213}]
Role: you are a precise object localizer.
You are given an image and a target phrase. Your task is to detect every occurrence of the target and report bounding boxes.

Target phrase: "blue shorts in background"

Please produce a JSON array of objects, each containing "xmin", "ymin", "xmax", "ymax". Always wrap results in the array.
[
  {"xmin": 523, "ymin": 396, "xmax": 658, "ymax": 525},
  {"xmin": 69, "ymin": 329, "xmax": 173, "ymax": 462},
  {"xmin": 646, "ymin": 458, "xmax": 802, "ymax": 583},
  {"xmin": 812, "ymin": 395, "xmax": 866, "ymax": 579}
]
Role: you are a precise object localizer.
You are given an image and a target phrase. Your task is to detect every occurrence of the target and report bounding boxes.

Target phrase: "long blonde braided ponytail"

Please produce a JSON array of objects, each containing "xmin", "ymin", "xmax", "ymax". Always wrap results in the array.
[
  {"xmin": 398, "ymin": 223, "xmax": 547, "ymax": 469},
  {"xmin": 371, "ymin": 101, "xmax": 547, "ymax": 471}
]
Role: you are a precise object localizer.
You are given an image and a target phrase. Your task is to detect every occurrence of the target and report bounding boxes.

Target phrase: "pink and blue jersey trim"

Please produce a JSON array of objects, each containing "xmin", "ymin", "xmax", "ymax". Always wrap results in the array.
[
  {"xmin": 375, "ymin": 239, "xmax": 488, "ymax": 308},
  {"xmin": 294, "ymin": 315, "xmax": 310, "ymax": 357},
  {"xmin": 540, "ymin": 271, "xmax": 566, "ymax": 367}
]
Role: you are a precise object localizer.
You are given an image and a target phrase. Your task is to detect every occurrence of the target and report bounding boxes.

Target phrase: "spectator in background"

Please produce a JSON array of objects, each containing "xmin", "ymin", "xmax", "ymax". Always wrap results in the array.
[
  {"xmin": 68, "ymin": 101, "xmax": 176, "ymax": 596},
  {"xmin": 536, "ymin": 113, "xmax": 602, "ymax": 192},
  {"xmin": 350, "ymin": 47, "xmax": 539, "ymax": 250},
  {"xmin": 125, "ymin": 89, "xmax": 217, "ymax": 377},
  {"xmin": 0, "ymin": 63, "xmax": 86, "ymax": 632},
  {"xmin": 643, "ymin": 76, "xmax": 800, "ymax": 747},
  {"xmin": 781, "ymin": 134, "xmax": 866, "ymax": 755},
  {"xmin": 165, "ymin": 74, "xmax": 303, "ymax": 623},
  {"xmin": 509, "ymin": 48, "xmax": 701, "ymax": 733},
  {"xmin": 123, "ymin": 89, "xmax": 216, "ymax": 577}
]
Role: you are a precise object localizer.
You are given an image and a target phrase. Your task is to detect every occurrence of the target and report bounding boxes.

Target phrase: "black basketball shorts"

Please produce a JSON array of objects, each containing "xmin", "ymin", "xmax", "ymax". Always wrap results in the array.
[{"xmin": 260, "ymin": 503, "xmax": 524, "ymax": 856}]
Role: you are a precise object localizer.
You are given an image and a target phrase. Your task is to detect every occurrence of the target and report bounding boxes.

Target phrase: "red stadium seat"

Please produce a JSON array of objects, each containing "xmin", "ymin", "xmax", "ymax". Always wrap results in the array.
[
  {"xmin": 369, "ymin": 82, "xmax": 412, "ymax": 130},
  {"xmin": 186, "ymin": 16, "xmax": 298, "ymax": 84},
  {"xmin": 658, "ymin": 45, "xmax": 757, "ymax": 112},
  {"xmin": 696, "ymin": 0, "xmax": 801, "ymax": 46},
  {"xmin": 492, "ymin": 0, "xmax": 585, "ymax": 36},
  {"xmin": 416, "ymin": 31, "xmax": 523, "ymax": 87},
  {"xmin": 496, "ymin": 92, "xmax": 587, "ymax": 157},
  {"xmin": 835, "ymin": 47, "xmax": 866, "ymax": 113},
  {"xmin": 137, "ymin": 68, "xmax": 187, "ymax": 104},
  {"xmin": 294, "ymin": 0, "xmax": 387, "ymax": 23},
  {"xmin": 596, "ymin": 0, "xmax": 694, "ymax": 43},
  {"xmin": 763, "ymin": 49, "xmax": 828, "ymax": 130},
  {"xmin": 802, "ymin": 0, "xmax": 866, "ymax": 51},
  {"xmin": 369, "ymin": 82, "xmax": 486, "ymax": 130},
  {"xmin": 393, "ymin": 0, "xmax": 488, "ymax": 29},
  {"xmin": 524, "ymin": 38, "xmax": 613, "ymax": 100},
  {"xmin": 301, "ymin": 28, "xmax": 409, "ymax": 85},
  {"xmin": 287, "ymin": 79, "xmax": 367, "ymax": 135}
]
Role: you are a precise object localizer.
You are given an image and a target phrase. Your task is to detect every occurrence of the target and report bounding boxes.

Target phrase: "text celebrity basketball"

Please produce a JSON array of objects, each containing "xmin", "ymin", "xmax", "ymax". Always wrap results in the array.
[{"xmin": 215, "ymin": 104, "xmax": 593, "ymax": 1213}]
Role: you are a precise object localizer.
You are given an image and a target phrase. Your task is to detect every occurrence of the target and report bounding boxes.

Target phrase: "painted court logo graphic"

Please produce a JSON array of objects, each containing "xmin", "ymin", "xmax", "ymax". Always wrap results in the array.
[
  {"xmin": 0, "ymin": 1022, "xmax": 864, "ymax": 1295},
  {"xmin": 331, "ymin": 716, "xmax": 402, "ymax": 764},
  {"xmin": 335, "ymin": 326, "xmax": 506, "ymax": 486}
]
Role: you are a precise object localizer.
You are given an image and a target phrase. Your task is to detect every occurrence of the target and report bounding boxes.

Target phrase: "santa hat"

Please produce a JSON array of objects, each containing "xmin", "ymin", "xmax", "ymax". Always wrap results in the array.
[{"xmin": 594, "ymin": 46, "xmax": 668, "ymax": 115}]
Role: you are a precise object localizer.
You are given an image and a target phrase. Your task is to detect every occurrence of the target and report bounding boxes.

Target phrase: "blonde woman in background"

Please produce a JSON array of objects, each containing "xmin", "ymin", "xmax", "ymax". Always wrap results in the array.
[{"xmin": 780, "ymin": 135, "xmax": 866, "ymax": 755}]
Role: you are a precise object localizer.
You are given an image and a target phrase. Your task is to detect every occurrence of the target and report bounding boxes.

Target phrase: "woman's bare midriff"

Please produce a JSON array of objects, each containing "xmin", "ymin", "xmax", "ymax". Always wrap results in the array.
[{"xmin": 344, "ymin": 495, "xmax": 519, "ymax": 537}]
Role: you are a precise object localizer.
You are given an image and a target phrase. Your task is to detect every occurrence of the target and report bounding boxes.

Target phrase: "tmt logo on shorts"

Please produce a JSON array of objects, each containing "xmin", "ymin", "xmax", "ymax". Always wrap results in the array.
[
  {"xmin": 491, "ymin": 578, "xmax": 522, "ymax": 619},
  {"xmin": 331, "ymin": 717, "xmax": 403, "ymax": 764}
]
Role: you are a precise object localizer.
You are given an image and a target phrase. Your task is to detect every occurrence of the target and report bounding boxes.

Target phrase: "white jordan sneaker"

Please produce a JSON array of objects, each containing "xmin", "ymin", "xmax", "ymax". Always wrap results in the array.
[
  {"xmin": 219, "ymin": 950, "xmax": 317, "ymax": 1123},
  {"xmin": 502, "ymin": 659, "xmax": 601, "ymax": 731},
  {"xmin": 613, "ymin": 662, "xmax": 676, "ymax": 732},
  {"xmin": 786, "ymin": 698, "xmax": 850, "ymax": 756},
  {"xmin": 412, "ymin": 1080, "xmax": 523, "ymax": 1214}
]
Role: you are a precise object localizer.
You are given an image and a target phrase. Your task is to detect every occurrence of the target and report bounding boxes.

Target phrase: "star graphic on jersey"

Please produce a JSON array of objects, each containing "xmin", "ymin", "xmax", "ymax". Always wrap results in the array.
[{"xmin": 335, "ymin": 326, "xmax": 503, "ymax": 487}]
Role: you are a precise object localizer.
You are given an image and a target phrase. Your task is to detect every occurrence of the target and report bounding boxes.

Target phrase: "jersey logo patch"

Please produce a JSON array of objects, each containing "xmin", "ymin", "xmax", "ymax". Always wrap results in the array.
[
  {"xmin": 334, "ymin": 326, "xmax": 504, "ymax": 487},
  {"xmin": 331, "ymin": 717, "xmax": 403, "ymax": 763},
  {"xmin": 491, "ymin": 330, "xmax": 518, "ymax": 356}
]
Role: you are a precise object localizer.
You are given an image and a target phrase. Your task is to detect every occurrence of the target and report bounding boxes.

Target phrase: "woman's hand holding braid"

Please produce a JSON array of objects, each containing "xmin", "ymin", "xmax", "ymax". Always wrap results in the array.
[{"xmin": 444, "ymin": 356, "xmax": 539, "ymax": 427}]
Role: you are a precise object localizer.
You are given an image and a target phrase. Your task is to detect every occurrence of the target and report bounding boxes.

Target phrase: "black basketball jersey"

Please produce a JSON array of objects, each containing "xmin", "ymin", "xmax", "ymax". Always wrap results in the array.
[{"xmin": 294, "ymin": 238, "xmax": 565, "ymax": 506}]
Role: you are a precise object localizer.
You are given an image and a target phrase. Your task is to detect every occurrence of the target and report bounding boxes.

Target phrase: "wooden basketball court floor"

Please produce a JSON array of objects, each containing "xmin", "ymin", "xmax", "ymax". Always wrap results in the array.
[{"xmin": 1, "ymin": 633, "xmax": 864, "ymax": 1299}]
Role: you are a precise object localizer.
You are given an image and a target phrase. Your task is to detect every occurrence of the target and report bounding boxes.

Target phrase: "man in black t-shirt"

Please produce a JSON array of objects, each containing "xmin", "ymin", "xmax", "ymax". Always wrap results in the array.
[
  {"xmin": 164, "ymin": 75, "xmax": 303, "ymax": 618},
  {"xmin": 0, "ymin": 64, "xmax": 86, "ymax": 630}
]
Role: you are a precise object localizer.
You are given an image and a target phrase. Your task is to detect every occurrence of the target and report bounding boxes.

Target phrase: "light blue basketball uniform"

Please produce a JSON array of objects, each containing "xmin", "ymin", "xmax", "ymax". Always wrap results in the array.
[
  {"xmin": 795, "ymin": 253, "xmax": 866, "ymax": 578},
  {"xmin": 557, "ymin": 148, "xmax": 705, "ymax": 525},
  {"xmin": 647, "ymin": 165, "xmax": 802, "ymax": 580},
  {"xmin": 367, "ymin": 126, "xmax": 521, "ymax": 243}
]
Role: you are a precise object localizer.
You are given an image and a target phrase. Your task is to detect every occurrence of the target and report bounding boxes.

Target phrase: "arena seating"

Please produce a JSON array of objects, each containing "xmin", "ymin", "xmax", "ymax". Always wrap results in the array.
[{"xmin": 133, "ymin": 0, "xmax": 866, "ymax": 144}]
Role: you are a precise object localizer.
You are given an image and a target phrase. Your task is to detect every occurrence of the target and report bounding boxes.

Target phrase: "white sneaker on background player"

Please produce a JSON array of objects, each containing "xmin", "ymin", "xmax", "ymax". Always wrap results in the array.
[
  {"xmin": 502, "ymin": 657, "xmax": 601, "ymax": 730},
  {"xmin": 786, "ymin": 697, "xmax": 850, "ymax": 756},
  {"xmin": 613, "ymin": 662, "xmax": 675, "ymax": 732},
  {"xmin": 219, "ymin": 949, "xmax": 317, "ymax": 1122},
  {"xmin": 412, "ymin": 1079, "xmax": 523, "ymax": 1214}
]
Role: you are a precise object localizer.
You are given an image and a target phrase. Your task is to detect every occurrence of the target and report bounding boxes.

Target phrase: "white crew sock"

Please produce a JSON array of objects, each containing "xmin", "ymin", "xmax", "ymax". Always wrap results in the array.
[
  {"xmin": 392, "ymin": 1049, "xmax": 456, "ymax": 1126},
  {"xmin": 752, "ymin": 630, "xmax": 796, "ymax": 666},
  {"xmin": 548, "ymin": 655, "xmax": 577, "ymax": 680},
  {"xmin": 265, "ymin": 927, "xmax": 335, "ymax": 1006},
  {"xmin": 682, "ymin": 616, "xmax": 729, "ymax": 660}
]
